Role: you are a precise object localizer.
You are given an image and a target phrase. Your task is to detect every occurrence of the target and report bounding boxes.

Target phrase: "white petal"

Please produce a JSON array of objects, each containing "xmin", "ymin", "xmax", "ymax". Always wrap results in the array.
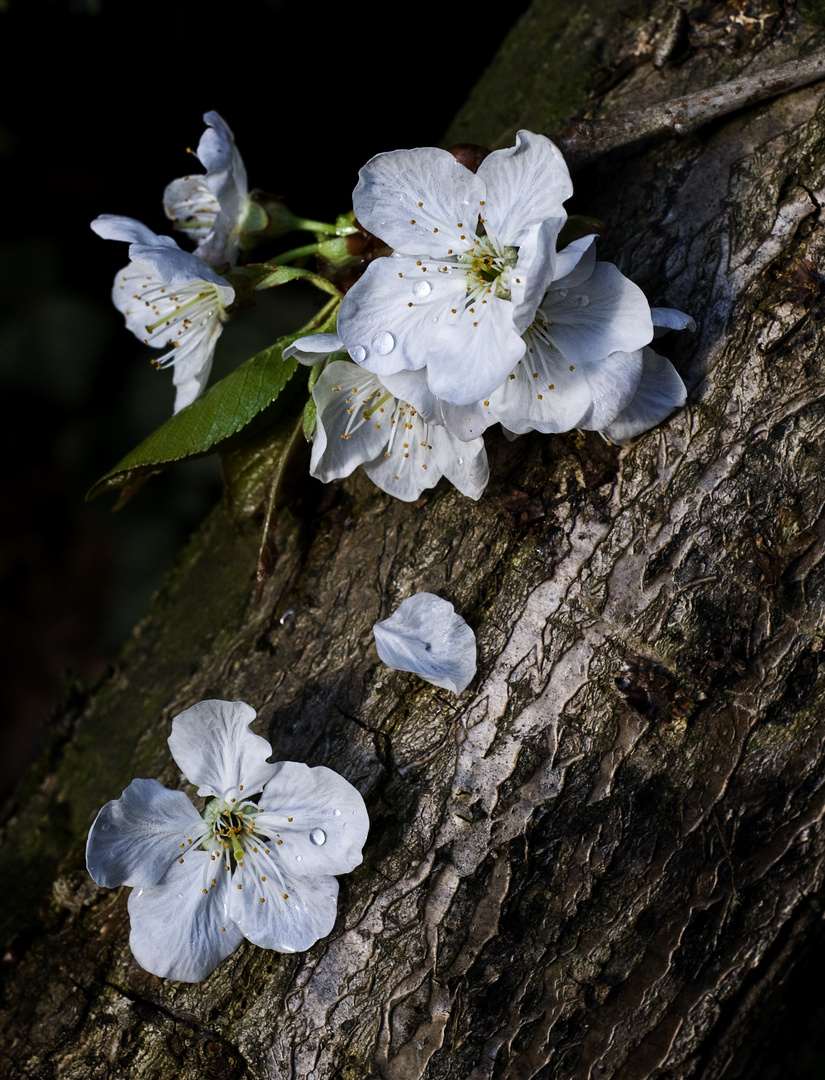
[
  {"xmin": 127, "ymin": 241, "xmax": 234, "ymax": 297},
  {"xmin": 434, "ymin": 430, "xmax": 489, "ymax": 500},
  {"xmin": 193, "ymin": 111, "xmax": 249, "ymax": 266},
  {"xmin": 198, "ymin": 111, "xmax": 249, "ymax": 212},
  {"xmin": 95, "ymin": 215, "xmax": 232, "ymax": 301},
  {"xmin": 552, "ymin": 235, "xmax": 598, "ymax": 287},
  {"xmin": 436, "ymin": 397, "xmax": 494, "ymax": 442},
  {"xmin": 599, "ymin": 348, "xmax": 686, "ymax": 443},
  {"xmin": 421, "ymin": 295, "xmax": 527, "ymax": 405},
  {"xmin": 378, "ymin": 369, "xmax": 488, "ymax": 443},
  {"xmin": 353, "ymin": 146, "xmax": 484, "ymax": 256},
  {"xmin": 476, "ymin": 130, "xmax": 573, "ymax": 244},
  {"xmin": 282, "ymin": 333, "xmax": 346, "ymax": 366},
  {"xmin": 576, "ymin": 349, "xmax": 645, "ymax": 430},
  {"xmin": 231, "ymin": 849, "xmax": 339, "ymax": 953},
  {"xmin": 256, "ymin": 761, "xmax": 369, "ymax": 877},
  {"xmin": 487, "ymin": 348, "xmax": 592, "ymax": 435},
  {"xmin": 651, "ymin": 307, "xmax": 696, "ymax": 336},
  {"xmin": 540, "ymin": 262, "xmax": 653, "ymax": 366},
  {"xmin": 168, "ymin": 699, "xmax": 278, "ymax": 799},
  {"xmin": 509, "ymin": 218, "xmax": 563, "ymax": 334},
  {"xmin": 86, "ymin": 778, "xmax": 206, "ymax": 889},
  {"xmin": 91, "ymin": 214, "xmax": 177, "ymax": 249},
  {"xmin": 379, "ymin": 367, "xmax": 438, "ymax": 421},
  {"xmin": 164, "ymin": 311, "xmax": 223, "ymax": 384},
  {"xmin": 373, "ymin": 593, "xmax": 477, "ymax": 693},
  {"xmin": 337, "ymin": 255, "xmax": 468, "ymax": 377},
  {"xmin": 172, "ymin": 340, "xmax": 216, "ymax": 413},
  {"xmin": 364, "ymin": 421, "xmax": 488, "ymax": 501},
  {"xmin": 163, "ymin": 175, "xmax": 217, "ymax": 243},
  {"xmin": 128, "ymin": 855, "xmax": 243, "ymax": 982},
  {"xmin": 310, "ymin": 363, "xmax": 389, "ymax": 483}
]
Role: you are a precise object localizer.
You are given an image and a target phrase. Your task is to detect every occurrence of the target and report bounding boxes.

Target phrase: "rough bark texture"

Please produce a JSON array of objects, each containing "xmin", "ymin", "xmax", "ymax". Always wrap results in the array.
[{"xmin": 4, "ymin": 2, "xmax": 825, "ymax": 1078}]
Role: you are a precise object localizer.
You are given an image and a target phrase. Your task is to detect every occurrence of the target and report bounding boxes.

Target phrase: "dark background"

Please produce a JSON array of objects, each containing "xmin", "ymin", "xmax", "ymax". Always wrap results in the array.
[{"xmin": 0, "ymin": 0, "xmax": 531, "ymax": 801}]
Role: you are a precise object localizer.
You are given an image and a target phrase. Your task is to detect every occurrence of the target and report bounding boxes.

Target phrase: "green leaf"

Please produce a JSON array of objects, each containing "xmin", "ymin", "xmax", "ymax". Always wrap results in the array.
[
  {"xmin": 302, "ymin": 396, "xmax": 318, "ymax": 442},
  {"xmin": 87, "ymin": 337, "xmax": 301, "ymax": 501}
]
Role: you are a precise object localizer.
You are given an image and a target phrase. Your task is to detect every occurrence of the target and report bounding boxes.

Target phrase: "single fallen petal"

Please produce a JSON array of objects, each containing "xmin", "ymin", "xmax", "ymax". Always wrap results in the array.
[{"xmin": 373, "ymin": 593, "xmax": 477, "ymax": 694}]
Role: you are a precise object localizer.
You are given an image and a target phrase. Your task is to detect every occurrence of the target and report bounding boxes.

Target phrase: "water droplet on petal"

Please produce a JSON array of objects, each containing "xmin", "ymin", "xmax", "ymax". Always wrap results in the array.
[
  {"xmin": 101, "ymin": 823, "xmax": 110, "ymax": 831},
  {"xmin": 176, "ymin": 892, "xmax": 184, "ymax": 900},
  {"xmin": 372, "ymin": 331, "xmax": 395, "ymax": 355},
  {"xmin": 557, "ymin": 288, "xmax": 568, "ymax": 298},
  {"xmin": 351, "ymin": 344, "xmax": 366, "ymax": 362},
  {"xmin": 295, "ymin": 855, "xmax": 302, "ymax": 862},
  {"xmin": 413, "ymin": 280, "xmax": 431, "ymax": 298},
  {"xmin": 310, "ymin": 828, "xmax": 327, "ymax": 846},
  {"xmin": 333, "ymin": 809, "xmax": 342, "ymax": 817},
  {"xmin": 576, "ymin": 295, "xmax": 589, "ymax": 306},
  {"xmin": 458, "ymin": 457, "xmax": 464, "ymax": 465}
]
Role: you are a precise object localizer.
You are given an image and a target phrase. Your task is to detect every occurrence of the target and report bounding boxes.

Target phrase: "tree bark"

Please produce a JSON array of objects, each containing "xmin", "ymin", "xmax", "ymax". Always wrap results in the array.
[{"xmin": 4, "ymin": 3, "xmax": 825, "ymax": 1078}]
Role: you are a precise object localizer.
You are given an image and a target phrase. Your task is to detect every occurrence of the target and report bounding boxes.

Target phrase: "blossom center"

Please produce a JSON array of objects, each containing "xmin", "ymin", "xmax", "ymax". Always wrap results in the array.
[
  {"xmin": 457, "ymin": 234, "xmax": 516, "ymax": 304},
  {"xmin": 202, "ymin": 797, "xmax": 265, "ymax": 864}
]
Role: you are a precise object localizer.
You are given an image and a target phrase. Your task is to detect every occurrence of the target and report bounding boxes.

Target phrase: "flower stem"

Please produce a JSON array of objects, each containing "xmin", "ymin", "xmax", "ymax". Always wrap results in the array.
[
  {"xmin": 290, "ymin": 216, "xmax": 358, "ymax": 236},
  {"xmin": 276, "ymin": 242, "xmax": 323, "ymax": 264}
]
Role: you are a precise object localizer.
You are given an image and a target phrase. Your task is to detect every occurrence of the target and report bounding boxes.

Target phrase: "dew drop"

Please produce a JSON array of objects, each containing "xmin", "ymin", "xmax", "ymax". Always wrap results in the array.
[
  {"xmin": 295, "ymin": 855, "xmax": 302, "ymax": 862},
  {"xmin": 351, "ymin": 344, "xmax": 366, "ymax": 362},
  {"xmin": 176, "ymin": 892, "xmax": 184, "ymax": 900},
  {"xmin": 372, "ymin": 331, "xmax": 395, "ymax": 355},
  {"xmin": 333, "ymin": 809, "xmax": 342, "ymax": 817},
  {"xmin": 576, "ymin": 295, "xmax": 589, "ymax": 306},
  {"xmin": 413, "ymin": 280, "xmax": 431, "ymax": 299},
  {"xmin": 101, "ymin": 823, "xmax": 110, "ymax": 831},
  {"xmin": 557, "ymin": 288, "xmax": 568, "ymax": 298},
  {"xmin": 310, "ymin": 828, "xmax": 327, "ymax": 846},
  {"xmin": 458, "ymin": 457, "xmax": 464, "ymax": 465}
]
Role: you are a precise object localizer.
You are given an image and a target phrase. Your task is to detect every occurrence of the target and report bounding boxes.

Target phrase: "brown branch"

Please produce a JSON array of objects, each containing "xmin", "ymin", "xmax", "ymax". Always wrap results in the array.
[{"xmin": 558, "ymin": 49, "xmax": 825, "ymax": 169}]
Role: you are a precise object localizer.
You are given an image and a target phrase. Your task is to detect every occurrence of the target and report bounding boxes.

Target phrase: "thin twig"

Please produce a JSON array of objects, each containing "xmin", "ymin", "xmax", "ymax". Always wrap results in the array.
[
  {"xmin": 254, "ymin": 413, "xmax": 307, "ymax": 602},
  {"xmin": 557, "ymin": 49, "xmax": 825, "ymax": 169}
]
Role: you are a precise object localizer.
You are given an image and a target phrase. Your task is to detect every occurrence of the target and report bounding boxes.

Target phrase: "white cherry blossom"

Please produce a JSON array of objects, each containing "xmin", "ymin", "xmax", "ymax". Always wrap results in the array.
[
  {"xmin": 91, "ymin": 214, "xmax": 234, "ymax": 412},
  {"xmin": 163, "ymin": 111, "xmax": 249, "ymax": 267},
  {"xmin": 373, "ymin": 593, "xmax": 477, "ymax": 694},
  {"xmin": 308, "ymin": 359, "xmax": 489, "ymax": 502},
  {"xmin": 433, "ymin": 236, "xmax": 655, "ymax": 441},
  {"xmin": 86, "ymin": 699, "xmax": 369, "ymax": 983},
  {"xmin": 337, "ymin": 131, "xmax": 573, "ymax": 406}
]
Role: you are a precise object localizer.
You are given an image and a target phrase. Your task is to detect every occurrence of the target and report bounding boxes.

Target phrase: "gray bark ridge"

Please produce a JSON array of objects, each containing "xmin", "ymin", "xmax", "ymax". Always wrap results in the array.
[{"xmin": 4, "ymin": 3, "xmax": 825, "ymax": 1079}]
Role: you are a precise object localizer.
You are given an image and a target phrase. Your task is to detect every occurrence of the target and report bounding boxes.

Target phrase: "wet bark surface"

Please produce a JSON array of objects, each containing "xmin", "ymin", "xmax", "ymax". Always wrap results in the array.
[{"xmin": 4, "ymin": 2, "xmax": 825, "ymax": 1078}]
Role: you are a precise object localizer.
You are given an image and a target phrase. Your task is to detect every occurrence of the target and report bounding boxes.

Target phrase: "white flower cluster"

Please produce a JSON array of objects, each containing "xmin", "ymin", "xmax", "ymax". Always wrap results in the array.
[
  {"xmin": 288, "ymin": 131, "xmax": 691, "ymax": 502},
  {"xmin": 91, "ymin": 112, "xmax": 249, "ymax": 413},
  {"xmin": 84, "ymin": 120, "xmax": 690, "ymax": 985}
]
